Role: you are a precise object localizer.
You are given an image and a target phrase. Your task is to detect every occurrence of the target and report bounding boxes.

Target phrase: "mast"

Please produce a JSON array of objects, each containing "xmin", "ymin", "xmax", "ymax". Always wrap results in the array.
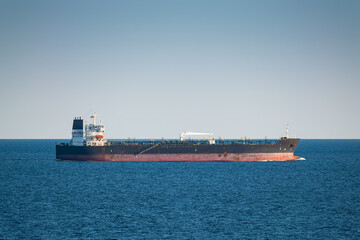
[
  {"xmin": 90, "ymin": 113, "xmax": 97, "ymax": 125},
  {"xmin": 286, "ymin": 124, "xmax": 289, "ymax": 139}
]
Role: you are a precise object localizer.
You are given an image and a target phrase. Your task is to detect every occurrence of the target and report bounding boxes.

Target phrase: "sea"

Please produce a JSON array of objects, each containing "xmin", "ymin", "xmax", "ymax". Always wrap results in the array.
[{"xmin": 0, "ymin": 139, "xmax": 359, "ymax": 239}]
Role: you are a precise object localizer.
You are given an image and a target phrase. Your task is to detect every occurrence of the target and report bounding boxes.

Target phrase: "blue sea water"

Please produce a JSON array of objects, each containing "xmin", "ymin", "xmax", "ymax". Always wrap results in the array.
[{"xmin": 0, "ymin": 139, "xmax": 359, "ymax": 239}]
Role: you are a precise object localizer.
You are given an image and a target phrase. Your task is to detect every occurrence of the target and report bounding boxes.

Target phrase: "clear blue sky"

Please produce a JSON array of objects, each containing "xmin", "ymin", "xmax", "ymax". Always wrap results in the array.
[{"xmin": 0, "ymin": 0, "xmax": 359, "ymax": 139}]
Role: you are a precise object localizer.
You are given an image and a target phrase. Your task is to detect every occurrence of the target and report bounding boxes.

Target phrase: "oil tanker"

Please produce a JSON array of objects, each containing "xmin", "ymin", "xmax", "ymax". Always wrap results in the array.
[{"xmin": 56, "ymin": 114, "xmax": 300, "ymax": 162}]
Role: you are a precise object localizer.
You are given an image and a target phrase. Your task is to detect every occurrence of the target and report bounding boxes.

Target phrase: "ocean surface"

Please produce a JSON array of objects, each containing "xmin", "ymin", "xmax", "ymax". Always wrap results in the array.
[{"xmin": 0, "ymin": 139, "xmax": 359, "ymax": 239}]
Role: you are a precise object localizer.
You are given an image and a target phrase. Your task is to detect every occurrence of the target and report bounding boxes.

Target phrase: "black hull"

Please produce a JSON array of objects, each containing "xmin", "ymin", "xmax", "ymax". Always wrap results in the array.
[{"xmin": 56, "ymin": 138, "xmax": 300, "ymax": 161}]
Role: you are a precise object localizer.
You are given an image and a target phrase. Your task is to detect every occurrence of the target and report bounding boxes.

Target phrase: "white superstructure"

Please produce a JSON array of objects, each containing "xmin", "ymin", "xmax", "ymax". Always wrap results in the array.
[{"xmin": 84, "ymin": 113, "xmax": 107, "ymax": 146}]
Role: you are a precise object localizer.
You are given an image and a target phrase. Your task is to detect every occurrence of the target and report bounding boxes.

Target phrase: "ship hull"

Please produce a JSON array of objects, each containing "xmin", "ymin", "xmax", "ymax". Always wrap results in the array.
[
  {"xmin": 56, "ymin": 138, "xmax": 300, "ymax": 162},
  {"xmin": 56, "ymin": 152, "xmax": 299, "ymax": 162}
]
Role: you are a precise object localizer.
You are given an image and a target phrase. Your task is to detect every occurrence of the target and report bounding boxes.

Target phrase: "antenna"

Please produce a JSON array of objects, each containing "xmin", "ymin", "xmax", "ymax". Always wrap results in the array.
[
  {"xmin": 90, "ymin": 112, "xmax": 98, "ymax": 125},
  {"xmin": 286, "ymin": 124, "xmax": 289, "ymax": 138}
]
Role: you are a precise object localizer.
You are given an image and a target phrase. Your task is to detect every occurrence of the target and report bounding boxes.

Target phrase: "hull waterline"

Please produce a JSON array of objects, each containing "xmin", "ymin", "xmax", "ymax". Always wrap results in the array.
[{"xmin": 56, "ymin": 153, "xmax": 299, "ymax": 162}]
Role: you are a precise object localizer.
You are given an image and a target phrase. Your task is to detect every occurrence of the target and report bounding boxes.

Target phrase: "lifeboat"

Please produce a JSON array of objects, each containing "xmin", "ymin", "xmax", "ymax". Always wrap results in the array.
[{"xmin": 96, "ymin": 135, "xmax": 104, "ymax": 139}]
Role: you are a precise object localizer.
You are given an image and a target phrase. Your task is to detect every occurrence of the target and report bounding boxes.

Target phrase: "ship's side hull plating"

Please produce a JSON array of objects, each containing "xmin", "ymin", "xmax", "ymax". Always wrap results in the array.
[
  {"xmin": 56, "ymin": 153, "xmax": 298, "ymax": 162},
  {"xmin": 56, "ymin": 138, "xmax": 300, "ymax": 162}
]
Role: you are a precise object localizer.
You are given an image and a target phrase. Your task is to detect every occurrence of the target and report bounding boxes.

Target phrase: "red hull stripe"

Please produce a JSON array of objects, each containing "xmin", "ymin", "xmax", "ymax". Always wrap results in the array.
[{"xmin": 57, "ymin": 153, "xmax": 298, "ymax": 162}]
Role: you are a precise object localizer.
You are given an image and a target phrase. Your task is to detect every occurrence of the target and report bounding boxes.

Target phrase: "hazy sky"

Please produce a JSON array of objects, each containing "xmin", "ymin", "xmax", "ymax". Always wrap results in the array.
[{"xmin": 0, "ymin": 0, "xmax": 359, "ymax": 139}]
